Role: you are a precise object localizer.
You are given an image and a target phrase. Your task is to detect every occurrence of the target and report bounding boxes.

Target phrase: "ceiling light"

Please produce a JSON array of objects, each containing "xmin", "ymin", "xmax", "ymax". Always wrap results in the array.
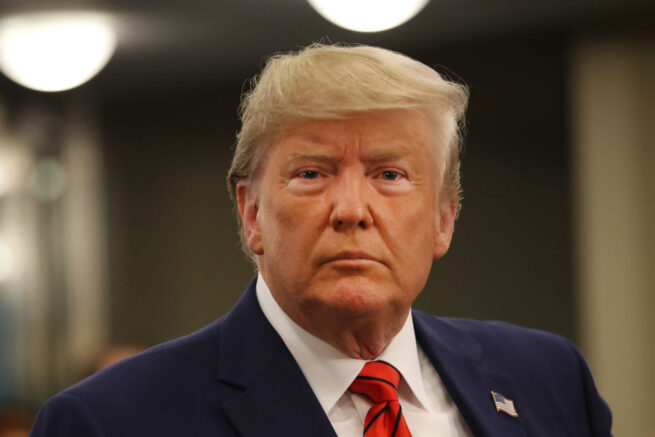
[
  {"xmin": 307, "ymin": 0, "xmax": 430, "ymax": 32},
  {"xmin": 0, "ymin": 12, "xmax": 116, "ymax": 92}
]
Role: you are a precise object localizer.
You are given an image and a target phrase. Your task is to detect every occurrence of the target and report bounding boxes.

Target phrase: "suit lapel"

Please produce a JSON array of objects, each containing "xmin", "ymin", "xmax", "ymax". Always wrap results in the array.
[
  {"xmin": 216, "ymin": 279, "xmax": 527, "ymax": 436},
  {"xmin": 413, "ymin": 312, "xmax": 527, "ymax": 437},
  {"xmin": 221, "ymin": 347, "xmax": 337, "ymax": 437},
  {"xmin": 216, "ymin": 278, "xmax": 337, "ymax": 437}
]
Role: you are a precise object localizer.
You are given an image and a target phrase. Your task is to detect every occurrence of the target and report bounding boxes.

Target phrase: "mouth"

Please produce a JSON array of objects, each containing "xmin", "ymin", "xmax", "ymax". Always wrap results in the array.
[{"xmin": 322, "ymin": 251, "xmax": 382, "ymax": 266}]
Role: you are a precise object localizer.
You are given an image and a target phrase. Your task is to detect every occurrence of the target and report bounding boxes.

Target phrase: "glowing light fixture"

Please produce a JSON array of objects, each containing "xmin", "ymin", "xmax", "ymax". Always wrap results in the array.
[
  {"xmin": 0, "ymin": 12, "xmax": 116, "ymax": 92},
  {"xmin": 307, "ymin": 0, "xmax": 430, "ymax": 32}
]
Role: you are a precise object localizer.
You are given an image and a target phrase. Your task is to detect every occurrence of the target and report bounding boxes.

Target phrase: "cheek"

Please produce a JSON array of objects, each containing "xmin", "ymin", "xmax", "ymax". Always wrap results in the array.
[
  {"xmin": 378, "ymin": 197, "xmax": 437, "ymax": 279},
  {"xmin": 404, "ymin": 216, "xmax": 437, "ymax": 265},
  {"xmin": 386, "ymin": 197, "xmax": 436, "ymax": 245},
  {"xmin": 259, "ymin": 194, "xmax": 326, "ymax": 256}
]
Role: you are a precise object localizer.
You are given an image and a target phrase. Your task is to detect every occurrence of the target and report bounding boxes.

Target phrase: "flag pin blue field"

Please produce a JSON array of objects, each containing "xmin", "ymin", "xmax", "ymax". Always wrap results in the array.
[{"xmin": 491, "ymin": 391, "xmax": 519, "ymax": 417}]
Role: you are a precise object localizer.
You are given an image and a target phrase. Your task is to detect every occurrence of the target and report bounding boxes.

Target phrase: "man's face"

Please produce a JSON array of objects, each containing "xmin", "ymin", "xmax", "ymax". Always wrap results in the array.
[{"xmin": 237, "ymin": 109, "xmax": 456, "ymax": 340}]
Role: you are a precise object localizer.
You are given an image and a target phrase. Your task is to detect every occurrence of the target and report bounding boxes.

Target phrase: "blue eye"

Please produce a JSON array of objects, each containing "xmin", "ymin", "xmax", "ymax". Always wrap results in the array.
[
  {"xmin": 380, "ymin": 170, "xmax": 400, "ymax": 180},
  {"xmin": 300, "ymin": 170, "xmax": 319, "ymax": 179}
]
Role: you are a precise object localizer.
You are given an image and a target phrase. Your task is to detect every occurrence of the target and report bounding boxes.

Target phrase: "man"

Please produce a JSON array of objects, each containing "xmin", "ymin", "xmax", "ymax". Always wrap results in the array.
[{"xmin": 31, "ymin": 44, "xmax": 612, "ymax": 436}]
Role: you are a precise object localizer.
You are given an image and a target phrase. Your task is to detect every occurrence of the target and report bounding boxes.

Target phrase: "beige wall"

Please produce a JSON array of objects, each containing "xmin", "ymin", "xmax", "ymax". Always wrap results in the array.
[{"xmin": 572, "ymin": 34, "xmax": 655, "ymax": 437}]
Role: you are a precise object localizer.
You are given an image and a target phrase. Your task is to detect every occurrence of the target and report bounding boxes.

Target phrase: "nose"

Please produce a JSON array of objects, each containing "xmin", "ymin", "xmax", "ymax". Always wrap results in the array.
[{"xmin": 328, "ymin": 170, "xmax": 373, "ymax": 231}]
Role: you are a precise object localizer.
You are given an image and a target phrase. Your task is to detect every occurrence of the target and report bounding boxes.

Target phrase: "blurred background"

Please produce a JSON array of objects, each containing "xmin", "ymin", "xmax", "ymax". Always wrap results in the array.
[{"xmin": 0, "ymin": 0, "xmax": 653, "ymax": 435}]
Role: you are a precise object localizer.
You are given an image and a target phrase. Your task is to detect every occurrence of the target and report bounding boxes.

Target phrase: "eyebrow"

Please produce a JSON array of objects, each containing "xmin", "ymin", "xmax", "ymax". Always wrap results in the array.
[
  {"xmin": 362, "ymin": 149, "xmax": 406, "ymax": 163},
  {"xmin": 287, "ymin": 151, "xmax": 338, "ymax": 162},
  {"xmin": 287, "ymin": 148, "xmax": 408, "ymax": 162}
]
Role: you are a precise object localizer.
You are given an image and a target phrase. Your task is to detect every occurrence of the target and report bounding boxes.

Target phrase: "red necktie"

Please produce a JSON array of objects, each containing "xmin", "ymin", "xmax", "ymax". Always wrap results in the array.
[{"xmin": 348, "ymin": 360, "xmax": 412, "ymax": 437}]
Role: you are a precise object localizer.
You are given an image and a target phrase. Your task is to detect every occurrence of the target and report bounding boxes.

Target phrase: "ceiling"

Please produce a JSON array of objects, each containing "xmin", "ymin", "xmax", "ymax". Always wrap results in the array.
[{"xmin": 0, "ymin": 0, "xmax": 653, "ymax": 99}]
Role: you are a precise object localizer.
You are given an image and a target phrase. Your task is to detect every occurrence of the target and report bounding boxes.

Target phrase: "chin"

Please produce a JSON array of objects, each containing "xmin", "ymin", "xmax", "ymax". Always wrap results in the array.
[{"xmin": 309, "ymin": 278, "xmax": 406, "ymax": 317}]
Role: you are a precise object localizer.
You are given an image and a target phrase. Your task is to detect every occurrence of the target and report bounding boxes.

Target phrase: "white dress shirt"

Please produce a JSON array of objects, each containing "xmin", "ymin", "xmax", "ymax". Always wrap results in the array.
[{"xmin": 256, "ymin": 273, "xmax": 472, "ymax": 437}]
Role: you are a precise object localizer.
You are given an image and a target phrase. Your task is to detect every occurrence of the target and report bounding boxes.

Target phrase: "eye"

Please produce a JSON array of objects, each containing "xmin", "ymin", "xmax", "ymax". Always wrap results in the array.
[
  {"xmin": 298, "ymin": 170, "xmax": 320, "ymax": 179},
  {"xmin": 380, "ymin": 170, "xmax": 401, "ymax": 181}
]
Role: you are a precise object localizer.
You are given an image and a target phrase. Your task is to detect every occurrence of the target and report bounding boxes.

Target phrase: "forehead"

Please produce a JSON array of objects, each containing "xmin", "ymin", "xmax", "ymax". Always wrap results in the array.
[{"xmin": 271, "ymin": 109, "xmax": 436, "ymax": 159}]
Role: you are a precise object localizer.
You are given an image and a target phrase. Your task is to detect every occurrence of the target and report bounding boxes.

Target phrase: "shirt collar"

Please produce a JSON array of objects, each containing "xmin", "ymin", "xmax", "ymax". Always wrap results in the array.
[{"xmin": 255, "ymin": 273, "xmax": 430, "ymax": 414}]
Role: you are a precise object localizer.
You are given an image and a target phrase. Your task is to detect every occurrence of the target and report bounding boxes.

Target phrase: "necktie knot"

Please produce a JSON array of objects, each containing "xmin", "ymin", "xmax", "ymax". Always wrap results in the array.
[
  {"xmin": 348, "ymin": 360, "xmax": 412, "ymax": 437},
  {"xmin": 349, "ymin": 360, "xmax": 401, "ymax": 403}
]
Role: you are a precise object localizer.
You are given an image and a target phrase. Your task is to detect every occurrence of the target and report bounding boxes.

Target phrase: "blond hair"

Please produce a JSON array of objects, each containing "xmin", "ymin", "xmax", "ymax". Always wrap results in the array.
[{"xmin": 227, "ymin": 43, "xmax": 468, "ymax": 256}]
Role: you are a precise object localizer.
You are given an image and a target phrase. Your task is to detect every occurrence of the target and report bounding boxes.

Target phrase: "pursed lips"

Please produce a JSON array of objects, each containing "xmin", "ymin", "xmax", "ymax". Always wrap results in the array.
[{"xmin": 322, "ymin": 251, "xmax": 384, "ymax": 266}]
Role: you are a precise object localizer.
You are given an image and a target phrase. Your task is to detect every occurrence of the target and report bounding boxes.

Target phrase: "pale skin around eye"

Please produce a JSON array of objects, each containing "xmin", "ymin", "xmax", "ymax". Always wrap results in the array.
[
  {"xmin": 296, "ymin": 169, "xmax": 402, "ymax": 180},
  {"xmin": 288, "ymin": 163, "xmax": 413, "ymax": 196}
]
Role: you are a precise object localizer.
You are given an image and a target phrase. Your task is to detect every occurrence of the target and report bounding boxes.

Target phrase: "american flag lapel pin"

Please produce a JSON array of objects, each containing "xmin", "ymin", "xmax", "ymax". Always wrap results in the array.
[{"xmin": 490, "ymin": 391, "xmax": 519, "ymax": 417}]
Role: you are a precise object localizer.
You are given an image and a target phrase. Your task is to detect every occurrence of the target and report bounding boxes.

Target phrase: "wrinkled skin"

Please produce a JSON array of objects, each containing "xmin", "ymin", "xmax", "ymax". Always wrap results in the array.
[{"xmin": 237, "ymin": 110, "xmax": 456, "ymax": 359}]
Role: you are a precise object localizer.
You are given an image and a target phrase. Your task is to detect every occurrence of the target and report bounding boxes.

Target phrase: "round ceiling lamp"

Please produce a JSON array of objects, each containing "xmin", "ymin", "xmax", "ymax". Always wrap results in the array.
[
  {"xmin": 307, "ymin": 0, "xmax": 430, "ymax": 32},
  {"xmin": 0, "ymin": 12, "xmax": 116, "ymax": 92}
]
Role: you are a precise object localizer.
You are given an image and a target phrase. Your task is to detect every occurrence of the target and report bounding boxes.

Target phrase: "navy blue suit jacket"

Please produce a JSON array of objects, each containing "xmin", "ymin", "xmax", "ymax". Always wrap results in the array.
[{"xmin": 31, "ymin": 278, "xmax": 612, "ymax": 436}]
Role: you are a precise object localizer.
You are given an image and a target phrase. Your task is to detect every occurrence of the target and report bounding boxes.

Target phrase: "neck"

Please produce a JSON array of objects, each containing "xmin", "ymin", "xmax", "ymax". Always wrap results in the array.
[
  {"xmin": 256, "ymin": 271, "xmax": 411, "ymax": 360},
  {"xmin": 287, "ymin": 302, "xmax": 409, "ymax": 360},
  {"xmin": 321, "ymin": 317, "xmax": 407, "ymax": 360}
]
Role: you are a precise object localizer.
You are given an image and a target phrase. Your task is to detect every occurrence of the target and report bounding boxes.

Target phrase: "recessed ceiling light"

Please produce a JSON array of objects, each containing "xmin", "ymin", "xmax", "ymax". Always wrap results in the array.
[
  {"xmin": 307, "ymin": 0, "xmax": 430, "ymax": 33},
  {"xmin": 0, "ymin": 11, "xmax": 116, "ymax": 92}
]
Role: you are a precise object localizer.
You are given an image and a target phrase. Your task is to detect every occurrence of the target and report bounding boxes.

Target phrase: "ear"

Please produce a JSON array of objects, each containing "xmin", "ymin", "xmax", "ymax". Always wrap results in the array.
[
  {"xmin": 434, "ymin": 197, "xmax": 457, "ymax": 260},
  {"xmin": 236, "ymin": 181, "xmax": 264, "ymax": 255}
]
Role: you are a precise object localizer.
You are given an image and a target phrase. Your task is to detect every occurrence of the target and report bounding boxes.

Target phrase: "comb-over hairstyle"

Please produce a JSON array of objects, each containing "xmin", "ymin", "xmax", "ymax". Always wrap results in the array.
[{"xmin": 227, "ymin": 43, "xmax": 469, "ymax": 258}]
